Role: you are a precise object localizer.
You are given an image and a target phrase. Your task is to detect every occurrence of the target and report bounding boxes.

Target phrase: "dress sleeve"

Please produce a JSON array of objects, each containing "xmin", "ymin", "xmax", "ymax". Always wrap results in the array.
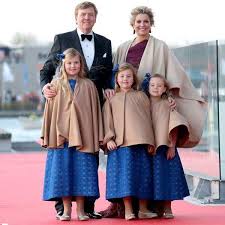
[
  {"xmin": 168, "ymin": 109, "xmax": 190, "ymax": 147},
  {"xmin": 102, "ymin": 99, "xmax": 116, "ymax": 145},
  {"xmin": 40, "ymin": 98, "xmax": 54, "ymax": 148},
  {"xmin": 40, "ymin": 79, "xmax": 58, "ymax": 148}
]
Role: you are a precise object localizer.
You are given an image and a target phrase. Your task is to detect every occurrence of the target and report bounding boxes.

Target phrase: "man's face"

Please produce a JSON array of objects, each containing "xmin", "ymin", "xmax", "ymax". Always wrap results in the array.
[{"xmin": 76, "ymin": 7, "xmax": 96, "ymax": 34}]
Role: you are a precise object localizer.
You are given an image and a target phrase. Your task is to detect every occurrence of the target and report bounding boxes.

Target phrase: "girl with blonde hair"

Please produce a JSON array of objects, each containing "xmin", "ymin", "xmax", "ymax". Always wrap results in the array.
[{"xmin": 41, "ymin": 48, "xmax": 103, "ymax": 221}]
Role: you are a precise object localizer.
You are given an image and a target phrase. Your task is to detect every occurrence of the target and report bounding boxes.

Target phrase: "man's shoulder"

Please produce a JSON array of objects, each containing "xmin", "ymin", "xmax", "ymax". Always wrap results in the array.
[
  {"xmin": 93, "ymin": 32, "xmax": 111, "ymax": 42},
  {"xmin": 55, "ymin": 30, "xmax": 76, "ymax": 38}
]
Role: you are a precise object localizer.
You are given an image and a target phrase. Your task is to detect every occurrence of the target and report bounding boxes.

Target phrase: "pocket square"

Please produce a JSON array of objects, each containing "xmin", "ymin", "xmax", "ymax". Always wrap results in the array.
[{"xmin": 103, "ymin": 53, "xmax": 107, "ymax": 58}]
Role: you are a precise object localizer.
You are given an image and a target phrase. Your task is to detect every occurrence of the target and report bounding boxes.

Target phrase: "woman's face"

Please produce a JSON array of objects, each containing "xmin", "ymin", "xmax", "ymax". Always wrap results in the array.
[
  {"xmin": 117, "ymin": 69, "xmax": 134, "ymax": 92},
  {"xmin": 133, "ymin": 13, "xmax": 151, "ymax": 37},
  {"xmin": 64, "ymin": 55, "xmax": 81, "ymax": 78},
  {"xmin": 149, "ymin": 77, "xmax": 167, "ymax": 97}
]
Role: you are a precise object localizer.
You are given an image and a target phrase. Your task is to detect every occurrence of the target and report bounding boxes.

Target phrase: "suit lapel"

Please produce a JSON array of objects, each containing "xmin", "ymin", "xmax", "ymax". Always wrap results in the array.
[{"xmin": 92, "ymin": 33, "xmax": 101, "ymax": 68}]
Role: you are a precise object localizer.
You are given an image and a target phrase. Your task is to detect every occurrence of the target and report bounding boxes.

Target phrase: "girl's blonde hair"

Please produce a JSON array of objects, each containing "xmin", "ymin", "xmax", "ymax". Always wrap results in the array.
[
  {"xmin": 151, "ymin": 74, "xmax": 169, "ymax": 89},
  {"xmin": 58, "ymin": 48, "xmax": 85, "ymax": 94},
  {"xmin": 150, "ymin": 74, "xmax": 169, "ymax": 98},
  {"xmin": 115, "ymin": 63, "xmax": 138, "ymax": 92}
]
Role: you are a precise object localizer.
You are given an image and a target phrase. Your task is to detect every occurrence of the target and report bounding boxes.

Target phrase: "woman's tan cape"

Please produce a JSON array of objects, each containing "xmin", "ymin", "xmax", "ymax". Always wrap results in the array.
[
  {"xmin": 103, "ymin": 90, "xmax": 155, "ymax": 148},
  {"xmin": 41, "ymin": 77, "xmax": 103, "ymax": 153},
  {"xmin": 113, "ymin": 36, "xmax": 207, "ymax": 147},
  {"xmin": 151, "ymin": 98, "xmax": 190, "ymax": 149}
]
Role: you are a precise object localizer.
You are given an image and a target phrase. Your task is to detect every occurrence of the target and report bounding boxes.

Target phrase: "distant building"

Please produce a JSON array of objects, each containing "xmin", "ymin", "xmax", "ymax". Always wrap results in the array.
[{"xmin": 0, "ymin": 45, "xmax": 51, "ymax": 107}]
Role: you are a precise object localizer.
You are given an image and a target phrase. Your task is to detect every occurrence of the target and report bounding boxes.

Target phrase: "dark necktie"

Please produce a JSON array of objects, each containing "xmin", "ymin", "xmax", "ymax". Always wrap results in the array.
[{"xmin": 81, "ymin": 34, "xmax": 92, "ymax": 41}]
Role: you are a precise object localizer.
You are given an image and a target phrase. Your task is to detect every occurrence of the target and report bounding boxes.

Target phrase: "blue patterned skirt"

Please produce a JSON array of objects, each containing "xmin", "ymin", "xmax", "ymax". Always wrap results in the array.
[
  {"xmin": 43, "ymin": 143, "xmax": 100, "ymax": 201},
  {"xmin": 106, "ymin": 145, "xmax": 154, "ymax": 202},
  {"xmin": 152, "ymin": 146, "xmax": 189, "ymax": 200}
]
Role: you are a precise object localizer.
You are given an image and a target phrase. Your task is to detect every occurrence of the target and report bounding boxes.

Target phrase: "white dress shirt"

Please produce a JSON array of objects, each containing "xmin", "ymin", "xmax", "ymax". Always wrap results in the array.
[{"xmin": 77, "ymin": 28, "xmax": 95, "ymax": 70}]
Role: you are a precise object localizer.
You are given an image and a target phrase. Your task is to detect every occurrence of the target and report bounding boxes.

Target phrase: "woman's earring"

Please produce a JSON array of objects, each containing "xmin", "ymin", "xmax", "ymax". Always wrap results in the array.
[
  {"xmin": 149, "ymin": 28, "xmax": 151, "ymax": 33},
  {"xmin": 133, "ymin": 30, "xmax": 135, "ymax": 34}
]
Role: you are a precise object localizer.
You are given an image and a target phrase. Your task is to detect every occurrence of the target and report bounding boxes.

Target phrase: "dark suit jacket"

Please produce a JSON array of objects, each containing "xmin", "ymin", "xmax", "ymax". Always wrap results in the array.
[{"xmin": 40, "ymin": 29, "xmax": 113, "ymax": 104}]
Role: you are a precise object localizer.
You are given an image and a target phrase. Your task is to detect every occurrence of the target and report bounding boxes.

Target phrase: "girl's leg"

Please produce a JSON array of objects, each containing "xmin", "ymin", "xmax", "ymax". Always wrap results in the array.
[
  {"xmin": 164, "ymin": 201, "xmax": 172, "ymax": 213},
  {"xmin": 138, "ymin": 199, "xmax": 158, "ymax": 219},
  {"xmin": 163, "ymin": 201, "xmax": 174, "ymax": 219},
  {"xmin": 123, "ymin": 197, "xmax": 135, "ymax": 220},
  {"xmin": 76, "ymin": 196, "xmax": 89, "ymax": 221},
  {"xmin": 62, "ymin": 197, "xmax": 72, "ymax": 215},
  {"xmin": 59, "ymin": 197, "xmax": 72, "ymax": 221},
  {"xmin": 139, "ymin": 199, "xmax": 149, "ymax": 213}
]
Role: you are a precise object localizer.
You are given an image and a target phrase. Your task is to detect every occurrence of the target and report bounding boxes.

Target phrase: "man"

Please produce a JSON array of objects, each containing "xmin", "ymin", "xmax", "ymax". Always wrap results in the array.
[
  {"xmin": 40, "ymin": 1, "xmax": 113, "ymax": 105},
  {"xmin": 40, "ymin": 1, "xmax": 113, "ymax": 219}
]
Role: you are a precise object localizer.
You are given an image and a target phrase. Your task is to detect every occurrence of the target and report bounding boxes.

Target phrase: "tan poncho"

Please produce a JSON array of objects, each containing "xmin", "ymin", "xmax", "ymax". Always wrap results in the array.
[
  {"xmin": 113, "ymin": 36, "xmax": 206, "ymax": 147},
  {"xmin": 103, "ymin": 90, "xmax": 155, "ymax": 147},
  {"xmin": 41, "ymin": 77, "xmax": 103, "ymax": 153},
  {"xmin": 151, "ymin": 97, "xmax": 190, "ymax": 149}
]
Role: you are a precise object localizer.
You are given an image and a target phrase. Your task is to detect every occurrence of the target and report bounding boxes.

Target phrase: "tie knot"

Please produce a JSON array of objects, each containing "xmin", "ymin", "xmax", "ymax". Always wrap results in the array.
[{"xmin": 81, "ymin": 34, "xmax": 92, "ymax": 41}]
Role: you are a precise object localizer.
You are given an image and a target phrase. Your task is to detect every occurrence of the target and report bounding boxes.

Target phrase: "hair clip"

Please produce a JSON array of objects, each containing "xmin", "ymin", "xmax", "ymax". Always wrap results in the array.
[
  {"xmin": 141, "ymin": 73, "xmax": 151, "ymax": 95},
  {"xmin": 56, "ymin": 53, "xmax": 65, "ymax": 60},
  {"xmin": 112, "ymin": 64, "xmax": 119, "ymax": 73},
  {"xmin": 110, "ymin": 64, "xmax": 119, "ymax": 88}
]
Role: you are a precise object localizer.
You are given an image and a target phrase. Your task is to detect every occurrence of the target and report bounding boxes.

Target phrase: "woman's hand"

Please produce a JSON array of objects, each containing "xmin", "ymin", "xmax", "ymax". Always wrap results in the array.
[
  {"xmin": 168, "ymin": 96, "xmax": 176, "ymax": 110},
  {"xmin": 107, "ymin": 140, "xmax": 117, "ymax": 151},
  {"xmin": 167, "ymin": 146, "xmax": 176, "ymax": 160}
]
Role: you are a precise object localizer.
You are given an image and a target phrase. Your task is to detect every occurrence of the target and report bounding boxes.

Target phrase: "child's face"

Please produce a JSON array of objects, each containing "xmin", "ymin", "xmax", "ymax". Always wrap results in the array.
[
  {"xmin": 117, "ymin": 69, "xmax": 134, "ymax": 91},
  {"xmin": 149, "ymin": 77, "xmax": 166, "ymax": 97},
  {"xmin": 64, "ymin": 55, "xmax": 81, "ymax": 77}
]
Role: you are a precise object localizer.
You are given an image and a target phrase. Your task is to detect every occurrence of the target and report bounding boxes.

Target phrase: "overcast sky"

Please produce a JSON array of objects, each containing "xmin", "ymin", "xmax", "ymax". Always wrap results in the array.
[{"xmin": 1, "ymin": 0, "xmax": 225, "ymax": 49}]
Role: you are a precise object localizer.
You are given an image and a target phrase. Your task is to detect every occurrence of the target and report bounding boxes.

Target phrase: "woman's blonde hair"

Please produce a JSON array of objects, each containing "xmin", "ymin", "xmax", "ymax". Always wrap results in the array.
[
  {"xmin": 115, "ymin": 63, "xmax": 138, "ymax": 92},
  {"xmin": 58, "ymin": 48, "xmax": 85, "ymax": 94},
  {"xmin": 130, "ymin": 6, "xmax": 154, "ymax": 27}
]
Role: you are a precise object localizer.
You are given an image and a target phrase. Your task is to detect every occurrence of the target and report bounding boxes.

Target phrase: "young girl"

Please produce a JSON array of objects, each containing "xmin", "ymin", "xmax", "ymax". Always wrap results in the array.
[
  {"xmin": 103, "ymin": 63, "xmax": 157, "ymax": 220},
  {"xmin": 148, "ymin": 74, "xmax": 190, "ymax": 219},
  {"xmin": 41, "ymin": 48, "xmax": 103, "ymax": 221}
]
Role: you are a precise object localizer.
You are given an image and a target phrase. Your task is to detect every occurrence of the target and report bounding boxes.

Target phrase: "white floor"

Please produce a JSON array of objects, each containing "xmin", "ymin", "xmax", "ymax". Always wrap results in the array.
[{"xmin": 0, "ymin": 117, "xmax": 40, "ymax": 142}]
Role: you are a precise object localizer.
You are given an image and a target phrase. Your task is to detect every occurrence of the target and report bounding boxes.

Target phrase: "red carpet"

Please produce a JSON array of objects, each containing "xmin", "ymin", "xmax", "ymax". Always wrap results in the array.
[
  {"xmin": 179, "ymin": 148, "xmax": 219, "ymax": 178},
  {"xmin": 0, "ymin": 152, "xmax": 224, "ymax": 225}
]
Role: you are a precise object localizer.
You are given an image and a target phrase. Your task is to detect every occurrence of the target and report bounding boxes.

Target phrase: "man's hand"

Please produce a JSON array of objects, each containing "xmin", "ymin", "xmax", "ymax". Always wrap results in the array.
[
  {"xmin": 107, "ymin": 140, "xmax": 117, "ymax": 151},
  {"xmin": 168, "ymin": 96, "xmax": 176, "ymax": 110},
  {"xmin": 104, "ymin": 89, "xmax": 115, "ymax": 99},
  {"xmin": 43, "ymin": 83, "xmax": 57, "ymax": 99},
  {"xmin": 167, "ymin": 146, "xmax": 176, "ymax": 160}
]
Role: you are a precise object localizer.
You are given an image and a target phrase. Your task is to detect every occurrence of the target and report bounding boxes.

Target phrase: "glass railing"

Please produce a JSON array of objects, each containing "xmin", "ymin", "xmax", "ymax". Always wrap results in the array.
[{"xmin": 173, "ymin": 41, "xmax": 220, "ymax": 180}]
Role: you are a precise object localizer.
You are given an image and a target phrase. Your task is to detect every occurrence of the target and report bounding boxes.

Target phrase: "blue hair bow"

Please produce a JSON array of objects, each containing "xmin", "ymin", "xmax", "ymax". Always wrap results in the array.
[
  {"xmin": 56, "ymin": 53, "xmax": 65, "ymax": 61},
  {"xmin": 141, "ymin": 73, "xmax": 151, "ymax": 95},
  {"xmin": 112, "ymin": 64, "xmax": 119, "ymax": 74},
  {"xmin": 110, "ymin": 64, "xmax": 119, "ymax": 88}
]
